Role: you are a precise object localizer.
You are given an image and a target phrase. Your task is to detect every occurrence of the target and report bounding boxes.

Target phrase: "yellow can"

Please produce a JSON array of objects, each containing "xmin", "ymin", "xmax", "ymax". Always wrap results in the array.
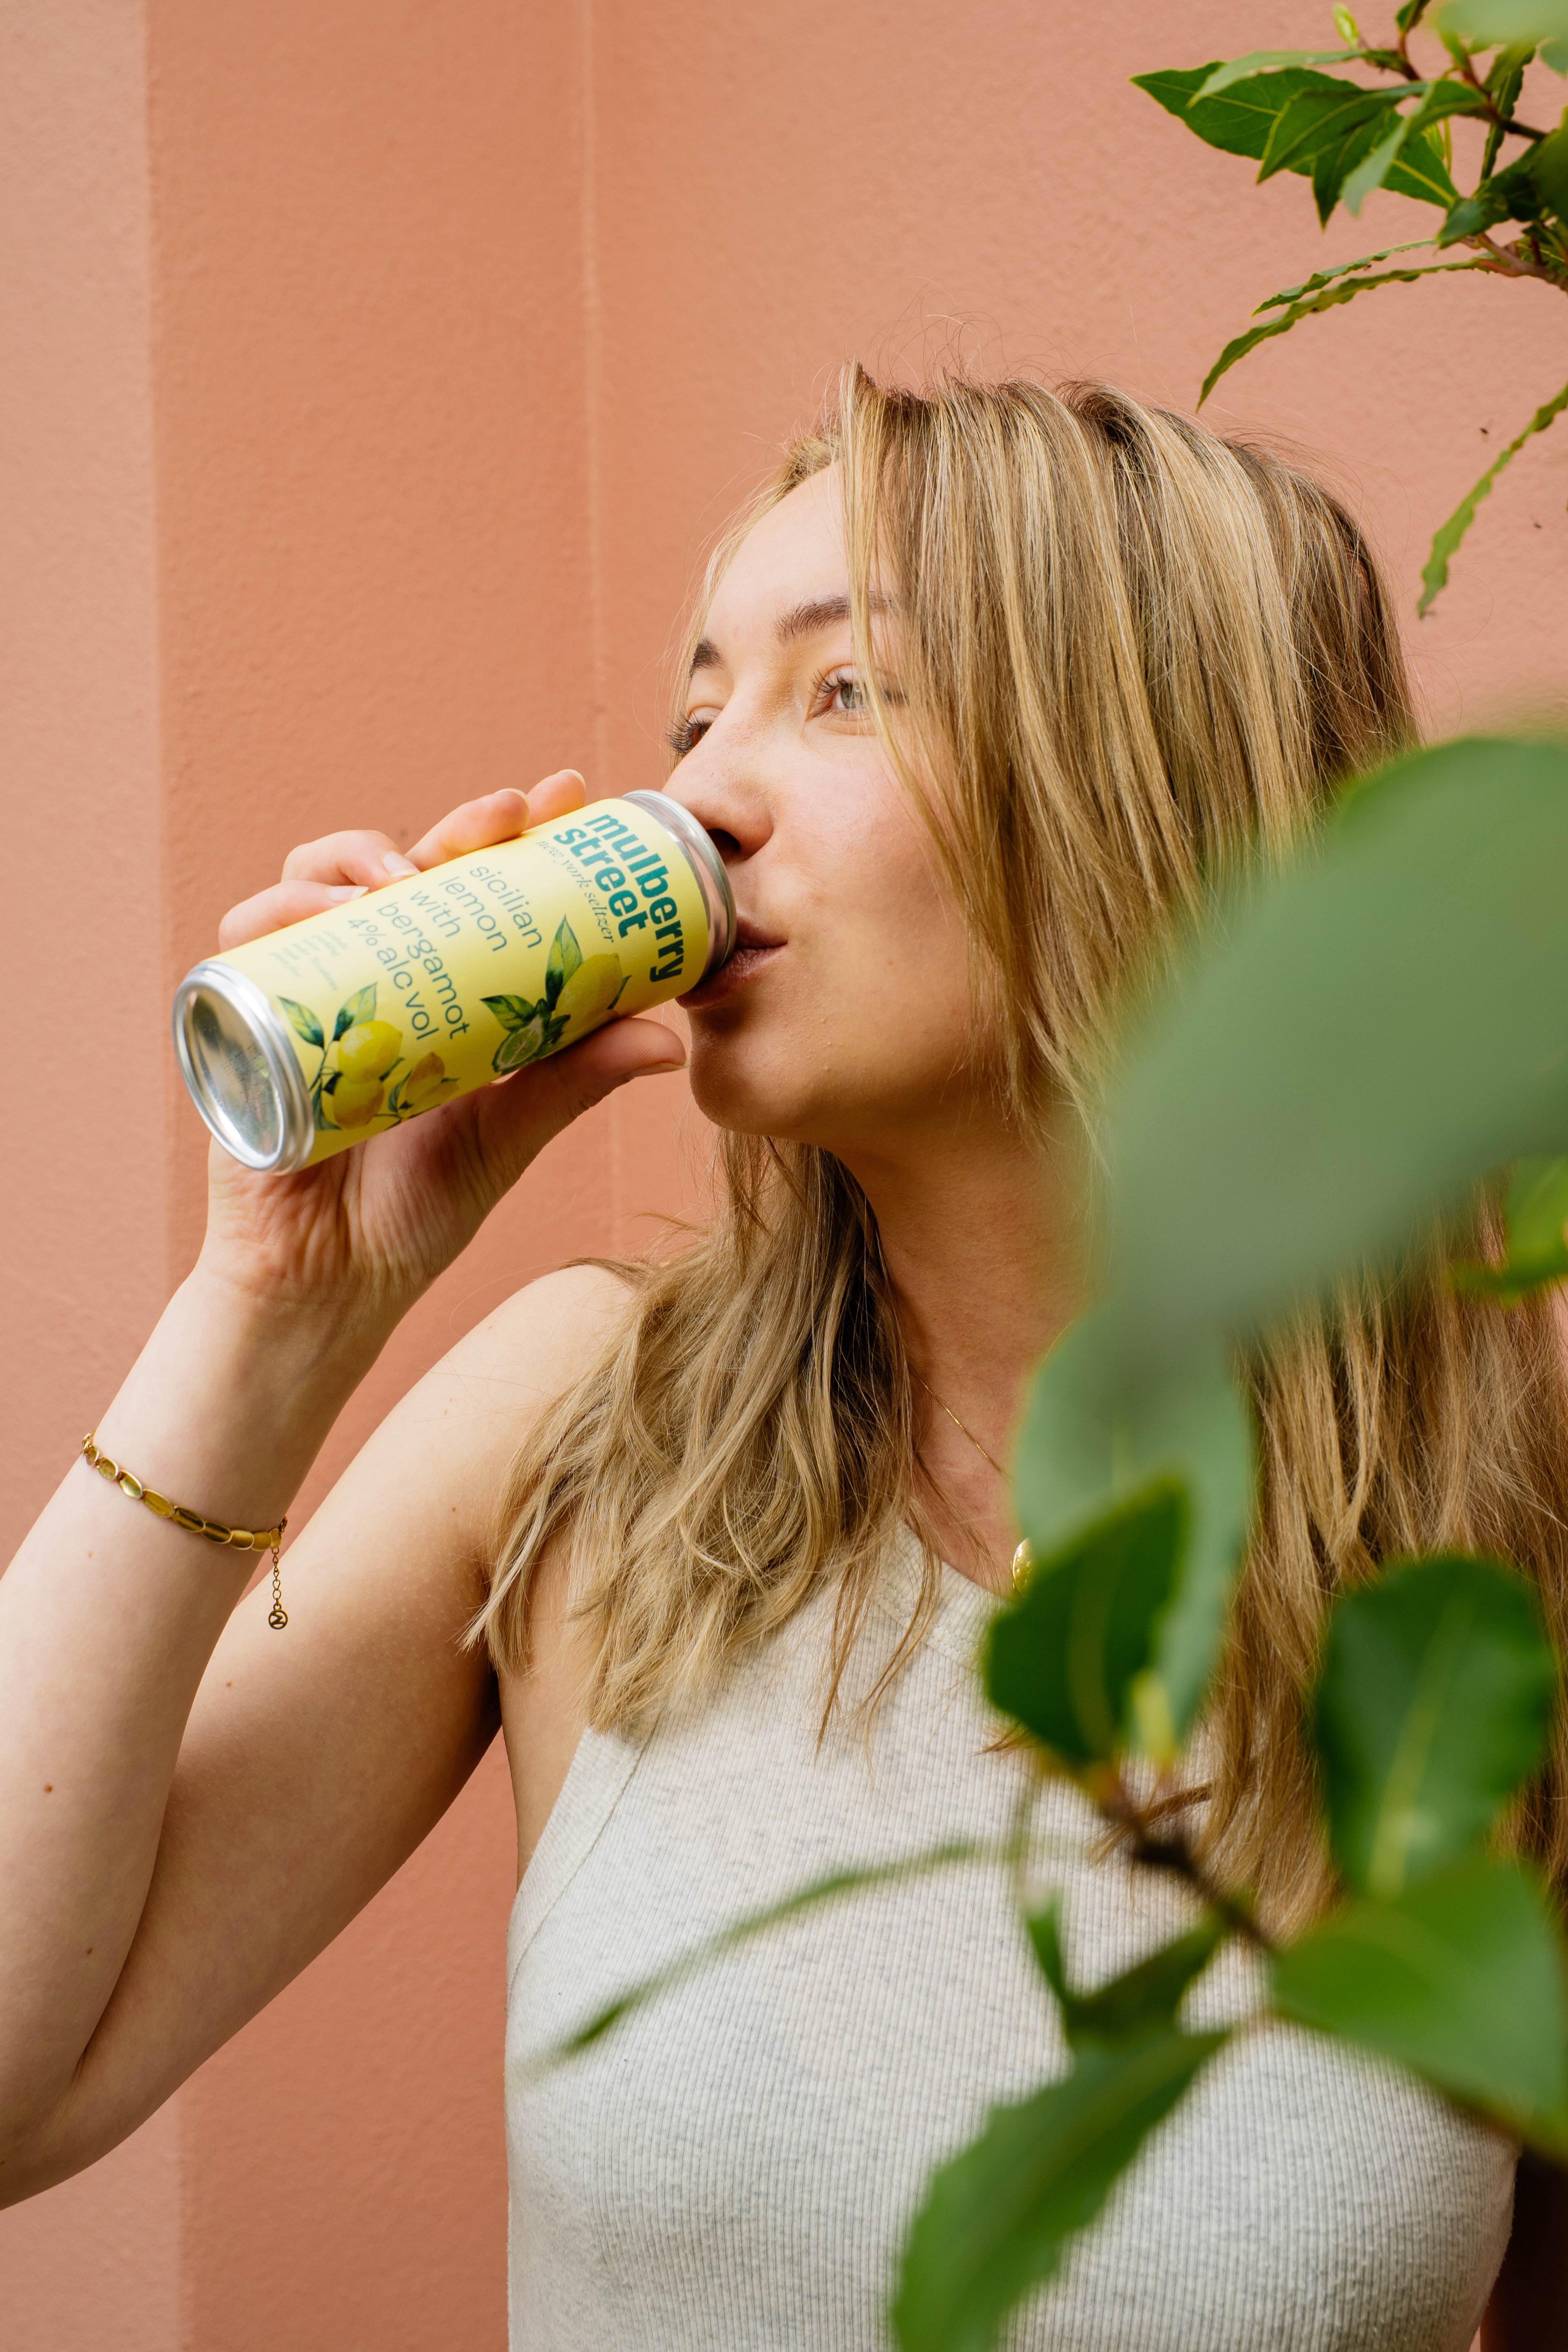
[{"xmin": 172, "ymin": 791, "xmax": 733, "ymax": 1172}]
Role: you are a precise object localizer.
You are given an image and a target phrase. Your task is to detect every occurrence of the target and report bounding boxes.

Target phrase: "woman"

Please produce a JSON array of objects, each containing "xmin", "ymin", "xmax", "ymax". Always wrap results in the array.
[{"xmin": 3, "ymin": 370, "xmax": 1562, "ymax": 2348}]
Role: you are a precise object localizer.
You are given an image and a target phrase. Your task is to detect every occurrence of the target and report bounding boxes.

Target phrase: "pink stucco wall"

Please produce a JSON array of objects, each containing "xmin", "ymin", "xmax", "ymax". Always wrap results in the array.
[{"xmin": 2, "ymin": 2, "xmax": 1564, "ymax": 2343}]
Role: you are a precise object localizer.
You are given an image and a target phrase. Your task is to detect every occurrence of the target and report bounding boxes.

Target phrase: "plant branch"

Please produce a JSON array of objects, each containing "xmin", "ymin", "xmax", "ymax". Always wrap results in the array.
[
  {"xmin": 1396, "ymin": 0, "xmax": 1432, "ymax": 75},
  {"xmin": 1098, "ymin": 1777, "xmax": 1279, "ymax": 1956},
  {"xmin": 1455, "ymin": 49, "xmax": 1548, "ymax": 139},
  {"xmin": 1466, "ymin": 229, "xmax": 1568, "ymax": 287}
]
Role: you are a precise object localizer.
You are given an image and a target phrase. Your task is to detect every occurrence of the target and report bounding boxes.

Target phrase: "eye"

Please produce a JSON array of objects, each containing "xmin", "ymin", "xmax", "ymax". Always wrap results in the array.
[
  {"xmin": 817, "ymin": 668, "xmax": 871, "ymax": 719},
  {"xmin": 668, "ymin": 713, "xmax": 714, "ymax": 760}
]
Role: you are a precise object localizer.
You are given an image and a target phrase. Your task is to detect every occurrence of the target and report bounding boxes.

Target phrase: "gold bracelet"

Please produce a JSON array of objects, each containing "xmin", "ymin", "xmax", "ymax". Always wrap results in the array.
[{"xmin": 81, "ymin": 1432, "xmax": 289, "ymax": 1629}]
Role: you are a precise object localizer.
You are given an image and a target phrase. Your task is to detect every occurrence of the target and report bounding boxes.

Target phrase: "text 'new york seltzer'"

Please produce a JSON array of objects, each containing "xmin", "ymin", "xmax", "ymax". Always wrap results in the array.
[{"xmin": 172, "ymin": 792, "xmax": 735, "ymax": 1172}]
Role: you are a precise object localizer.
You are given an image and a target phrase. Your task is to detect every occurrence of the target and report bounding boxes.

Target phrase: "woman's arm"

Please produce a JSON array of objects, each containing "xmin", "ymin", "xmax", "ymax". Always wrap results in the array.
[{"xmin": 0, "ymin": 782, "xmax": 680, "ymax": 2203}]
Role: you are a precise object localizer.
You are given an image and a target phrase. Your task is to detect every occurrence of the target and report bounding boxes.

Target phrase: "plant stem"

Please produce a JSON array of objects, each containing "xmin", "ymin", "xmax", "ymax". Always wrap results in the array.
[
  {"xmin": 1099, "ymin": 1776, "xmax": 1279, "ymax": 1956},
  {"xmin": 1467, "ymin": 229, "xmax": 1568, "ymax": 289}
]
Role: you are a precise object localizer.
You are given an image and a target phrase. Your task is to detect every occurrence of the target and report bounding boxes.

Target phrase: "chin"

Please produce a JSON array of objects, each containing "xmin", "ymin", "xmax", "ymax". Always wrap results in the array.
[{"xmin": 686, "ymin": 1038, "xmax": 837, "ymax": 1149}]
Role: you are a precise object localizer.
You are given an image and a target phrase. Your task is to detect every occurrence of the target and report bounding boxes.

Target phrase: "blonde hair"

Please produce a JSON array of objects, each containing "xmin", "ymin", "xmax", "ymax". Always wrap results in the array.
[{"xmin": 477, "ymin": 367, "xmax": 1568, "ymax": 1920}]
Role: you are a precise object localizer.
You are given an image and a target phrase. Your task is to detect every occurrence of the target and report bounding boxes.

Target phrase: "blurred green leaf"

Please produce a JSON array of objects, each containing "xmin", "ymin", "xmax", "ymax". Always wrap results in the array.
[
  {"xmin": 1199, "ymin": 256, "xmax": 1480, "ymax": 403},
  {"xmin": 1454, "ymin": 1155, "xmax": 1568, "ymax": 1300},
  {"xmin": 1439, "ymin": 0, "xmax": 1568, "ymax": 71},
  {"xmin": 1103, "ymin": 737, "xmax": 1568, "ymax": 1384},
  {"xmin": 1027, "ymin": 1900, "xmax": 1226, "ymax": 2049},
  {"xmin": 985, "ymin": 1481, "xmax": 1186, "ymax": 1766},
  {"xmin": 1419, "ymin": 381, "xmax": 1568, "ymax": 613},
  {"xmin": 1312, "ymin": 1554, "xmax": 1556, "ymax": 1897},
  {"xmin": 1271, "ymin": 1856, "xmax": 1568, "ymax": 2136},
  {"xmin": 893, "ymin": 2031, "xmax": 1227, "ymax": 2352},
  {"xmin": 333, "ymin": 983, "xmax": 377, "ymax": 1041},
  {"xmin": 278, "ymin": 997, "xmax": 325, "ymax": 1049},
  {"xmin": 1011, "ymin": 1314, "xmax": 1254, "ymax": 1752},
  {"xmin": 1535, "ymin": 122, "xmax": 1568, "ymax": 215},
  {"xmin": 1196, "ymin": 48, "xmax": 1361, "ymax": 96}
]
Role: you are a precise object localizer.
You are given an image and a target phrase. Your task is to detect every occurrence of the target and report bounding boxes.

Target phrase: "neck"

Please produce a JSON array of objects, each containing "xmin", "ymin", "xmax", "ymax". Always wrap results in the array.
[{"xmin": 836, "ymin": 1096, "xmax": 1085, "ymax": 1586}]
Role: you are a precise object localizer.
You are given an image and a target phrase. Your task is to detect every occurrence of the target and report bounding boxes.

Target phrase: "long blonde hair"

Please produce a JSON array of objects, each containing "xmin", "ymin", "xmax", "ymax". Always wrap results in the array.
[{"xmin": 477, "ymin": 367, "xmax": 1568, "ymax": 1918}]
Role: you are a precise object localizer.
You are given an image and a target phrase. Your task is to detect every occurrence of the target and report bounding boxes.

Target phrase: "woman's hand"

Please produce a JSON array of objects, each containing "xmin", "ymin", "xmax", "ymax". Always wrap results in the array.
[{"xmin": 200, "ymin": 771, "xmax": 686, "ymax": 1339}]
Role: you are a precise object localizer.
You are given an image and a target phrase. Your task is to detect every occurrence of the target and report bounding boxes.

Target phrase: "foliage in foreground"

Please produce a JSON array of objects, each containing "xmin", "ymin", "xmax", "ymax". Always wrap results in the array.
[
  {"xmin": 1134, "ymin": 0, "xmax": 1568, "ymax": 607},
  {"xmin": 528, "ymin": 735, "xmax": 1568, "ymax": 2344}
]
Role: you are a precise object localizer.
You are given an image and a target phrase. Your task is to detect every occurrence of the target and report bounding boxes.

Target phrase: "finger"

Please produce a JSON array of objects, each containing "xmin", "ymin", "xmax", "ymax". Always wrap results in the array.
[
  {"xmin": 403, "ymin": 788, "xmax": 530, "ymax": 873},
  {"xmin": 280, "ymin": 830, "xmax": 419, "ymax": 888},
  {"xmin": 402, "ymin": 772, "xmax": 585, "ymax": 871},
  {"xmin": 520, "ymin": 768, "xmax": 587, "ymax": 829},
  {"xmin": 218, "ymin": 880, "xmax": 368, "ymax": 951}
]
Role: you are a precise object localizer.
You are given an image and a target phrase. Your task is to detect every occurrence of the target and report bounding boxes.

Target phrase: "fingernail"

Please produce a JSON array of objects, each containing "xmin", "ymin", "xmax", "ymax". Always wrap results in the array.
[
  {"xmin": 326, "ymin": 884, "xmax": 370, "ymax": 901},
  {"xmin": 382, "ymin": 853, "xmax": 419, "ymax": 878}
]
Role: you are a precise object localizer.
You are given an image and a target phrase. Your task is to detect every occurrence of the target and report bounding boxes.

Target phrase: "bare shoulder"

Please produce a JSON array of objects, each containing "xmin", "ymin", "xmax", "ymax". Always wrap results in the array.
[
  {"xmin": 372, "ymin": 1263, "xmax": 637, "ymax": 1539},
  {"xmin": 441, "ymin": 1261, "xmax": 637, "ymax": 1397}
]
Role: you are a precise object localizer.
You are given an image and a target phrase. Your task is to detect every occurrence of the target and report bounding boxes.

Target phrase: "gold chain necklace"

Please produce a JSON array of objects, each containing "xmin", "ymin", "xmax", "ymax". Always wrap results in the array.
[{"xmin": 912, "ymin": 1372, "xmax": 1034, "ymax": 1592}]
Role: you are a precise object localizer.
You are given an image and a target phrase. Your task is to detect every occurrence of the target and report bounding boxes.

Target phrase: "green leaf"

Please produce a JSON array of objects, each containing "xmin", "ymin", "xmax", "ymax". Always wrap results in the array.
[
  {"xmin": 1199, "ymin": 257, "xmax": 1481, "ymax": 404},
  {"xmin": 1195, "ymin": 48, "xmax": 1361, "ymax": 97},
  {"xmin": 332, "ymin": 983, "xmax": 377, "ymax": 1040},
  {"xmin": 1312, "ymin": 1554, "xmax": 1556, "ymax": 1898},
  {"xmin": 1270, "ymin": 1856, "xmax": 1568, "ymax": 2137},
  {"xmin": 1011, "ymin": 1314, "xmax": 1254, "ymax": 1753},
  {"xmin": 985, "ymin": 1480, "xmax": 1187, "ymax": 1766},
  {"xmin": 1533, "ymin": 121, "xmax": 1568, "ymax": 216},
  {"xmin": 1339, "ymin": 114, "xmax": 1419, "ymax": 213},
  {"xmin": 543, "ymin": 917, "xmax": 583, "ymax": 1009},
  {"xmin": 1133, "ymin": 64, "xmax": 1375, "ymax": 163},
  {"xmin": 1134, "ymin": 62, "xmax": 1459, "ymax": 205},
  {"xmin": 481, "ymin": 992, "xmax": 539, "ymax": 1032},
  {"xmin": 1255, "ymin": 238, "xmax": 1435, "ymax": 307},
  {"xmin": 1454, "ymin": 1155, "xmax": 1568, "ymax": 1299},
  {"xmin": 1100, "ymin": 736, "xmax": 1568, "ymax": 1385},
  {"xmin": 1336, "ymin": 81, "xmax": 1486, "ymax": 215},
  {"xmin": 892, "ymin": 2031, "xmax": 1227, "ymax": 2352},
  {"xmin": 278, "ymin": 997, "xmax": 325, "ymax": 1049},
  {"xmin": 1258, "ymin": 86, "xmax": 1402, "ymax": 183},
  {"xmin": 1439, "ymin": 0, "xmax": 1568, "ymax": 74},
  {"xmin": 1027, "ymin": 1900, "xmax": 1226, "ymax": 2049},
  {"xmin": 1419, "ymin": 378, "xmax": 1568, "ymax": 613}
]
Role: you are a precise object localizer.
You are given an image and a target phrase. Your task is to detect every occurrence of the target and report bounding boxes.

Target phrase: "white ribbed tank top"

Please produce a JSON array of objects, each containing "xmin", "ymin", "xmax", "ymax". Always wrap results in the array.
[{"xmin": 505, "ymin": 1544, "xmax": 1513, "ymax": 2350}]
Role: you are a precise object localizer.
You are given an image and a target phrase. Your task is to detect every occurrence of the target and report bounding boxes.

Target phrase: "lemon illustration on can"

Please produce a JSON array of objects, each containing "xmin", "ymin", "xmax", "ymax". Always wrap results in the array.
[
  {"xmin": 400, "ymin": 1053, "xmax": 453, "ymax": 1114},
  {"xmin": 331, "ymin": 1076, "xmax": 388, "ymax": 1127},
  {"xmin": 336, "ymin": 1021, "xmax": 403, "ymax": 1081},
  {"xmin": 554, "ymin": 953, "xmax": 626, "ymax": 1033}
]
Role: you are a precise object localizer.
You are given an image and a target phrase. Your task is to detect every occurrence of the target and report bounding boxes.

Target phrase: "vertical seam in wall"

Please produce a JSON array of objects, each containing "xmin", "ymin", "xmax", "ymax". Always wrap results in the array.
[
  {"xmin": 140, "ymin": 0, "xmax": 183, "ymax": 1330},
  {"xmin": 577, "ymin": 0, "xmax": 625, "ymax": 1247}
]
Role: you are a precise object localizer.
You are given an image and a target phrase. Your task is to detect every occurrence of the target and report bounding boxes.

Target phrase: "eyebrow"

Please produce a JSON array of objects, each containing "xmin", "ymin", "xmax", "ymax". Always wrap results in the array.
[{"xmin": 688, "ymin": 590, "xmax": 894, "ymax": 675}]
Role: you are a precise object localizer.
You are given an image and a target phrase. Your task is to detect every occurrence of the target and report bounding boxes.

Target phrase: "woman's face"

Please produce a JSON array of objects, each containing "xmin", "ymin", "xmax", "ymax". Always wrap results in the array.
[{"xmin": 668, "ymin": 467, "xmax": 976, "ymax": 1160}]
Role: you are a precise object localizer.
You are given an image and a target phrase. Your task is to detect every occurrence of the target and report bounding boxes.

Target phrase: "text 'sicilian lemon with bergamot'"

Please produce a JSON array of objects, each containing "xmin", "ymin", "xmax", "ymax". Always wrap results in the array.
[{"xmin": 171, "ymin": 793, "xmax": 735, "ymax": 1172}]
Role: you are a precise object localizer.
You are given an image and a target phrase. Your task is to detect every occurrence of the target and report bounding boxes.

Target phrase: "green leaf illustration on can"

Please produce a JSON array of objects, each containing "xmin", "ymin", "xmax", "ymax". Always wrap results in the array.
[{"xmin": 482, "ymin": 919, "xmax": 631, "ymax": 1074}]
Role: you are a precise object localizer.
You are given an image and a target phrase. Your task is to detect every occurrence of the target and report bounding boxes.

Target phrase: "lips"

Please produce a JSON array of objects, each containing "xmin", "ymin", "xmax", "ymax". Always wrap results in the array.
[{"xmin": 680, "ymin": 915, "xmax": 784, "ymax": 1009}]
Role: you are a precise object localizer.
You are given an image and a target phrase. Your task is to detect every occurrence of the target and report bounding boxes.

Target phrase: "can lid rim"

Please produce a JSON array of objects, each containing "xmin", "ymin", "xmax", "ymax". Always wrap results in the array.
[
  {"xmin": 623, "ymin": 791, "xmax": 737, "ymax": 976},
  {"xmin": 171, "ymin": 960, "xmax": 316, "ymax": 1173}
]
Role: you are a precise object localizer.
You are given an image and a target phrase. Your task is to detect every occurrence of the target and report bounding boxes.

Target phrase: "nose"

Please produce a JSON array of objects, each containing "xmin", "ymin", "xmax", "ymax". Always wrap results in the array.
[{"xmin": 663, "ymin": 726, "xmax": 773, "ymax": 872}]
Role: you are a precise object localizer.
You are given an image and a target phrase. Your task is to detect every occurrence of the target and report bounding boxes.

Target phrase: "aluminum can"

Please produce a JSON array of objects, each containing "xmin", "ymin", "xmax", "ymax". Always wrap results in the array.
[{"xmin": 172, "ymin": 791, "xmax": 734, "ymax": 1173}]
